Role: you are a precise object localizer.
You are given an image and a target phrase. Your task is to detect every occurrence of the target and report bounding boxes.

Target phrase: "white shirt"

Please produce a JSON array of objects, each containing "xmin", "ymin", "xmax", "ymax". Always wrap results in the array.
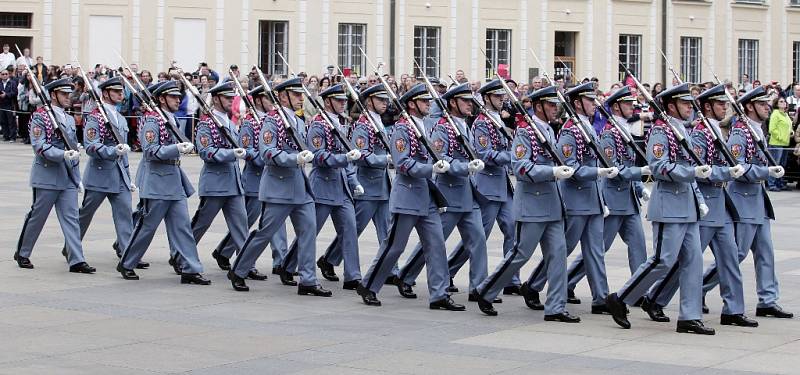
[
  {"xmin": 15, "ymin": 55, "xmax": 31, "ymax": 67},
  {"xmin": 0, "ymin": 52, "xmax": 15, "ymax": 71}
]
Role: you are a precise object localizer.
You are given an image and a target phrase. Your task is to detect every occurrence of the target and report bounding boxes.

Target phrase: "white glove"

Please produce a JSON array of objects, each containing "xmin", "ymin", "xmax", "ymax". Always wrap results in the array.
[
  {"xmin": 432, "ymin": 160, "xmax": 451, "ymax": 175},
  {"xmin": 297, "ymin": 150, "xmax": 314, "ymax": 165},
  {"xmin": 346, "ymin": 149, "xmax": 362, "ymax": 161},
  {"xmin": 115, "ymin": 144, "xmax": 131, "ymax": 156},
  {"xmin": 553, "ymin": 166, "xmax": 575, "ymax": 179},
  {"xmin": 129, "ymin": 183, "xmax": 137, "ymax": 193},
  {"xmin": 699, "ymin": 203, "xmax": 709, "ymax": 218},
  {"xmin": 768, "ymin": 166, "xmax": 785, "ymax": 178},
  {"xmin": 729, "ymin": 164, "xmax": 745, "ymax": 179},
  {"xmin": 694, "ymin": 165, "xmax": 712, "ymax": 179},
  {"xmin": 641, "ymin": 188, "xmax": 651, "ymax": 202},
  {"xmin": 177, "ymin": 142, "xmax": 194, "ymax": 154},
  {"xmin": 64, "ymin": 150, "xmax": 80, "ymax": 161},
  {"xmin": 386, "ymin": 153, "xmax": 393, "ymax": 166},
  {"xmin": 468, "ymin": 159, "xmax": 485, "ymax": 174},
  {"xmin": 640, "ymin": 165, "xmax": 651, "ymax": 176},
  {"xmin": 353, "ymin": 185, "xmax": 365, "ymax": 196},
  {"xmin": 603, "ymin": 205, "xmax": 610, "ymax": 218},
  {"xmin": 78, "ymin": 181, "xmax": 84, "ymax": 193},
  {"xmin": 233, "ymin": 148, "xmax": 247, "ymax": 159},
  {"xmin": 598, "ymin": 167, "xmax": 620, "ymax": 179}
]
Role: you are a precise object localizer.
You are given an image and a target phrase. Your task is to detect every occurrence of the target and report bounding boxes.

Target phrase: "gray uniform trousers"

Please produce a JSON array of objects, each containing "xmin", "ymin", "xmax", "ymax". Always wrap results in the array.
[
  {"xmin": 617, "ymin": 222, "xmax": 703, "ymax": 320},
  {"xmin": 703, "ymin": 221, "xmax": 779, "ymax": 309},
  {"xmin": 476, "ymin": 220, "xmax": 568, "ymax": 315},
  {"xmin": 360, "ymin": 208, "xmax": 450, "ymax": 303},
  {"xmin": 121, "ymin": 198, "xmax": 203, "ymax": 273},
  {"xmin": 18, "ymin": 187, "xmax": 87, "ymax": 266},
  {"xmin": 76, "ymin": 182, "xmax": 133, "ymax": 253},
  {"xmin": 231, "ymin": 202, "xmax": 319, "ymax": 286},
  {"xmin": 189, "ymin": 195, "xmax": 249, "ymax": 258},
  {"xmin": 215, "ymin": 196, "xmax": 288, "ymax": 267},
  {"xmin": 283, "ymin": 197, "xmax": 362, "ymax": 282},
  {"xmin": 446, "ymin": 198, "xmax": 520, "ymax": 287},
  {"xmin": 566, "ymin": 213, "xmax": 647, "ymax": 292},
  {"xmin": 527, "ymin": 214, "xmax": 609, "ymax": 306},
  {"xmin": 323, "ymin": 199, "xmax": 398, "ymax": 275},
  {"xmin": 398, "ymin": 208, "xmax": 488, "ymax": 292},
  {"xmin": 648, "ymin": 222, "xmax": 745, "ymax": 315}
]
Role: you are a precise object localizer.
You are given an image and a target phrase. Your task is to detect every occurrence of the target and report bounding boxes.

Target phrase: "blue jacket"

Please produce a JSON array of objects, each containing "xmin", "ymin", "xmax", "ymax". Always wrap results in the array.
[
  {"xmin": 645, "ymin": 117, "xmax": 705, "ymax": 223},
  {"xmin": 389, "ymin": 117, "xmax": 446, "ymax": 216},
  {"xmin": 137, "ymin": 111, "xmax": 195, "ymax": 200},
  {"xmin": 28, "ymin": 106, "xmax": 81, "ymax": 190},
  {"xmin": 430, "ymin": 116, "xmax": 477, "ymax": 213},
  {"xmin": 195, "ymin": 110, "xmax": 244, "ymax": 197},
  {"xmin": 239, "ymin": 111, "xmax": 265, "ymax": 197},
  {"xmin": 599, "ymin": 120, "xmax": 644, "ymax": 215},
  {"xmin": 557, "ymin": 116, "xmax": 604, "ymax": 216},
  {"xmin": 691, "ymin": 120, "xmax": 739, "ymax": 227},
  {"xmin": 471, "ymin": 112, "xmax": 512, "ymax": 202},
  {"xmin": 511, "ymin": 115, "xmax": 565, "ymax": 223},
  {"xmin": 306, "ymin": 112, "xmax": 359, "ymax": 206},
  {"xmin": 350, "ymin": 111, "xmax": 391, "ymax": 201},
  {"xmin": 258, "ymin": 110, "xmax": 313, "ymax": 205},
  {"xmin": 82, "ymin": 105, "xmax": 131, "ymax": 193},
  {"xmin": 726, "ymin": 120, "xmax": 774, "ymax": 224}
]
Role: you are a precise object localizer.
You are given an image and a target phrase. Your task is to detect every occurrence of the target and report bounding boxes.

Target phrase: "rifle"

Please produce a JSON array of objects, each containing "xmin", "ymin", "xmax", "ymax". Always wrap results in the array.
[
  {"xmin": 413, "ymin": 60, "xmax": 479, "ymax": 161},
  {"xmin": 171, "ymin": 62, "xmax": 240, "ymax": 148},
  {"xmin": 480, "ymin": 48, "xmax": 564, "ymax": 165},
  {"xmin": 701, "ymin": 58, "xmax": 778, "ymax": 166},
  {"xmin": 16, "ymin": 44, "xmax": 78, "ymax": 151},
  {"xmin": 335, "ymin": 65, "xmax": 391, "ymax": 151},
  {"xmin": 619, "ymin": 61, "xmax": 704, "ymax": 166},
  {"xmin": 276, "ymin": 53, "xmax": 354, "ymax": 151},
  {"xmin": 229, "ymin": 68, "xmax": 262, "ymax": 122},
  {"xmin": 252, "ymin": 65, "xmax": 308, "ymax": 151},
  {"xmin": 659, "ymin": 50, "xmax": 737, "ymax": 166},
  {"xmin": 361, "ymin": 48, "xmax": 440, "ymax": 163},
  {"xmin": 75, "ymin": 63, "xmax": 123, "ymax": 145},
  {"xmin": 117, "ymin": 53, "xmax": 189, "ymax": 143},
  {"xmin": 552, "ymin": 57, "xmax": 646, "ymax": 162}
]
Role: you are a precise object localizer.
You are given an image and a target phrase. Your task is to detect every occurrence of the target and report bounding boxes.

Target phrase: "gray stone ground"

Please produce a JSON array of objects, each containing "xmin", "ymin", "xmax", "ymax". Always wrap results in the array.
[{"xmin": 0, "ymin": 143, "xmax": 798, "ymax": 374}]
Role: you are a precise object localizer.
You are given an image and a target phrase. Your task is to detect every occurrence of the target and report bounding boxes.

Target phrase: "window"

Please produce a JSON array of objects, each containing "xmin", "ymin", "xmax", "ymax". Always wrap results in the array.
[
  {"xmin": 680, "ymin": 37, "xmax": 702, "ymax": 83},
  {"xmin": 338, "ymin": 23, "xmax": 366, "ymax": 76},
  {"xmin": 0, "ymin": 12, "xmax": 32, "ymax": 28},
  {"xmin": 794, "ymin": 42, "xmax": 800, "ymax": 84},
  {"xmin": 485, "ymin": 29, "xmax": 511, "ymax": 78},
  {"xmin": 738, "ymin": 39, "xmax": 759, "ymax": 81},
  {"xmin": 259, "ymin": 20, "xmax": 288, "ymax": 76},
  {"xmin": 618, "ymin": 34, "xmax": 642, "ymax": 81},
  {"xmin": 413, "ymin": 26, "xmax": 440, "ymax": 78},
  {"xmin": 792, "ymin": 0, "xmax": 800, "ymax": 6}
]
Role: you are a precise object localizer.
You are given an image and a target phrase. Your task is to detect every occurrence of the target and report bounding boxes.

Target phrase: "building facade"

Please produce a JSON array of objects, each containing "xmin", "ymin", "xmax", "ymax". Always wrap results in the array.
[{"xmin": 1, "ymin": 0, "xmax": 799, "ymax": 87}]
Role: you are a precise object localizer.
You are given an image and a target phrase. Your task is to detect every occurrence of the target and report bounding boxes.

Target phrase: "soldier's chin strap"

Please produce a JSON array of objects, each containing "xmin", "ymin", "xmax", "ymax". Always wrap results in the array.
[
  {"xmin": 452, "ymin": 99, "xmax": 467, "ymax": 119},
  {"xmin": 537, "ymin": 102, "xmax": 550, "ymax": 124}
]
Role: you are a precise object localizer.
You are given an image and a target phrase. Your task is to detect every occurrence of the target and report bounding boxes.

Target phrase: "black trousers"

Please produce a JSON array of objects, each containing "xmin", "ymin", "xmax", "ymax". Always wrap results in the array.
[{"xmin": 0, "ymin": 109, "xmax": 16, "ymax": 140}]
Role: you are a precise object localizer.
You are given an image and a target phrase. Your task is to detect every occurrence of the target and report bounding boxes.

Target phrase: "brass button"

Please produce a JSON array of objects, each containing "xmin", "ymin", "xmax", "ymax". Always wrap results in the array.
[
  {"xmin": 577, "ymin": 187, "xmax": 582, "ymax": 190},
  {"xmin": 617, "ymin": 188, "xmax": 622, "ymax": 191},
  {"xmin": 449, "ymin": 183, "xmax": 453, "ymax": 187},
  {"xmin": 675, "ymin": 190, "xmax": 679, "ymax": 194},
  {"xmin": 535, "ymin": 192, "xmax": 540, "ymax": 196}
]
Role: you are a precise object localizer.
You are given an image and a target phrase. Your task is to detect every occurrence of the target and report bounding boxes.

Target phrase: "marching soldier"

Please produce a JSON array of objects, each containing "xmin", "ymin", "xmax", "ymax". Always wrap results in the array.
[
  {"xmin": 395, "ymin": 83, "xmax": 489, "ymax": 301},
  {"xmin": 320, "ymin": 84, "xmax": 398, "ymax": 284},
  {"xmin": 118, "ymin": 81, "xmax": 210, "ymax": 285},
  {"xmin": 472, "ymin": 86, "xmax": 578, "ymax": 321},
  {"xmin": 524, "ymin": 82, "xmax": 616, "ymax": 314},
  {"xmin": 284, "ymin": 84, "xmax": 364, "ymax": 289},
  {"xmin": 356, "ymin": 83, "xmax": 464, "ymax": 311},
  {"xmin": 181, "ymin": 81, "xmax": 267, "ymax": 279},
  {"xmin": 227, "ymin": 77, "xmax": 332, "ymax": 297},
  {"xmin": 703, "ymin": 86, "xmax": 793, "ymax": 319},
  {"xmin": 605, "ymin": 83, "xmax": 714, "ymax": 334},
  {"xmin": 214, "ymin": 85, "xmax": 286, "ymax": 279},
  {"xmin": 564, "ymin": 87, "xmax": 649, "ymax": 305},
  {"xmin": 15, "ymin": 78, "xmax": 95, "ymax": 273},
  {"xmin": 643, "ymin": 84, "xmax": 758, "ymax": 327},
  {"xmin": 67, "ymin": 77, "xmax": 145, "ymax": 268},
  {"xmin": 447, "ymin": 79, "xmax": 519, "ymax": 296}
]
